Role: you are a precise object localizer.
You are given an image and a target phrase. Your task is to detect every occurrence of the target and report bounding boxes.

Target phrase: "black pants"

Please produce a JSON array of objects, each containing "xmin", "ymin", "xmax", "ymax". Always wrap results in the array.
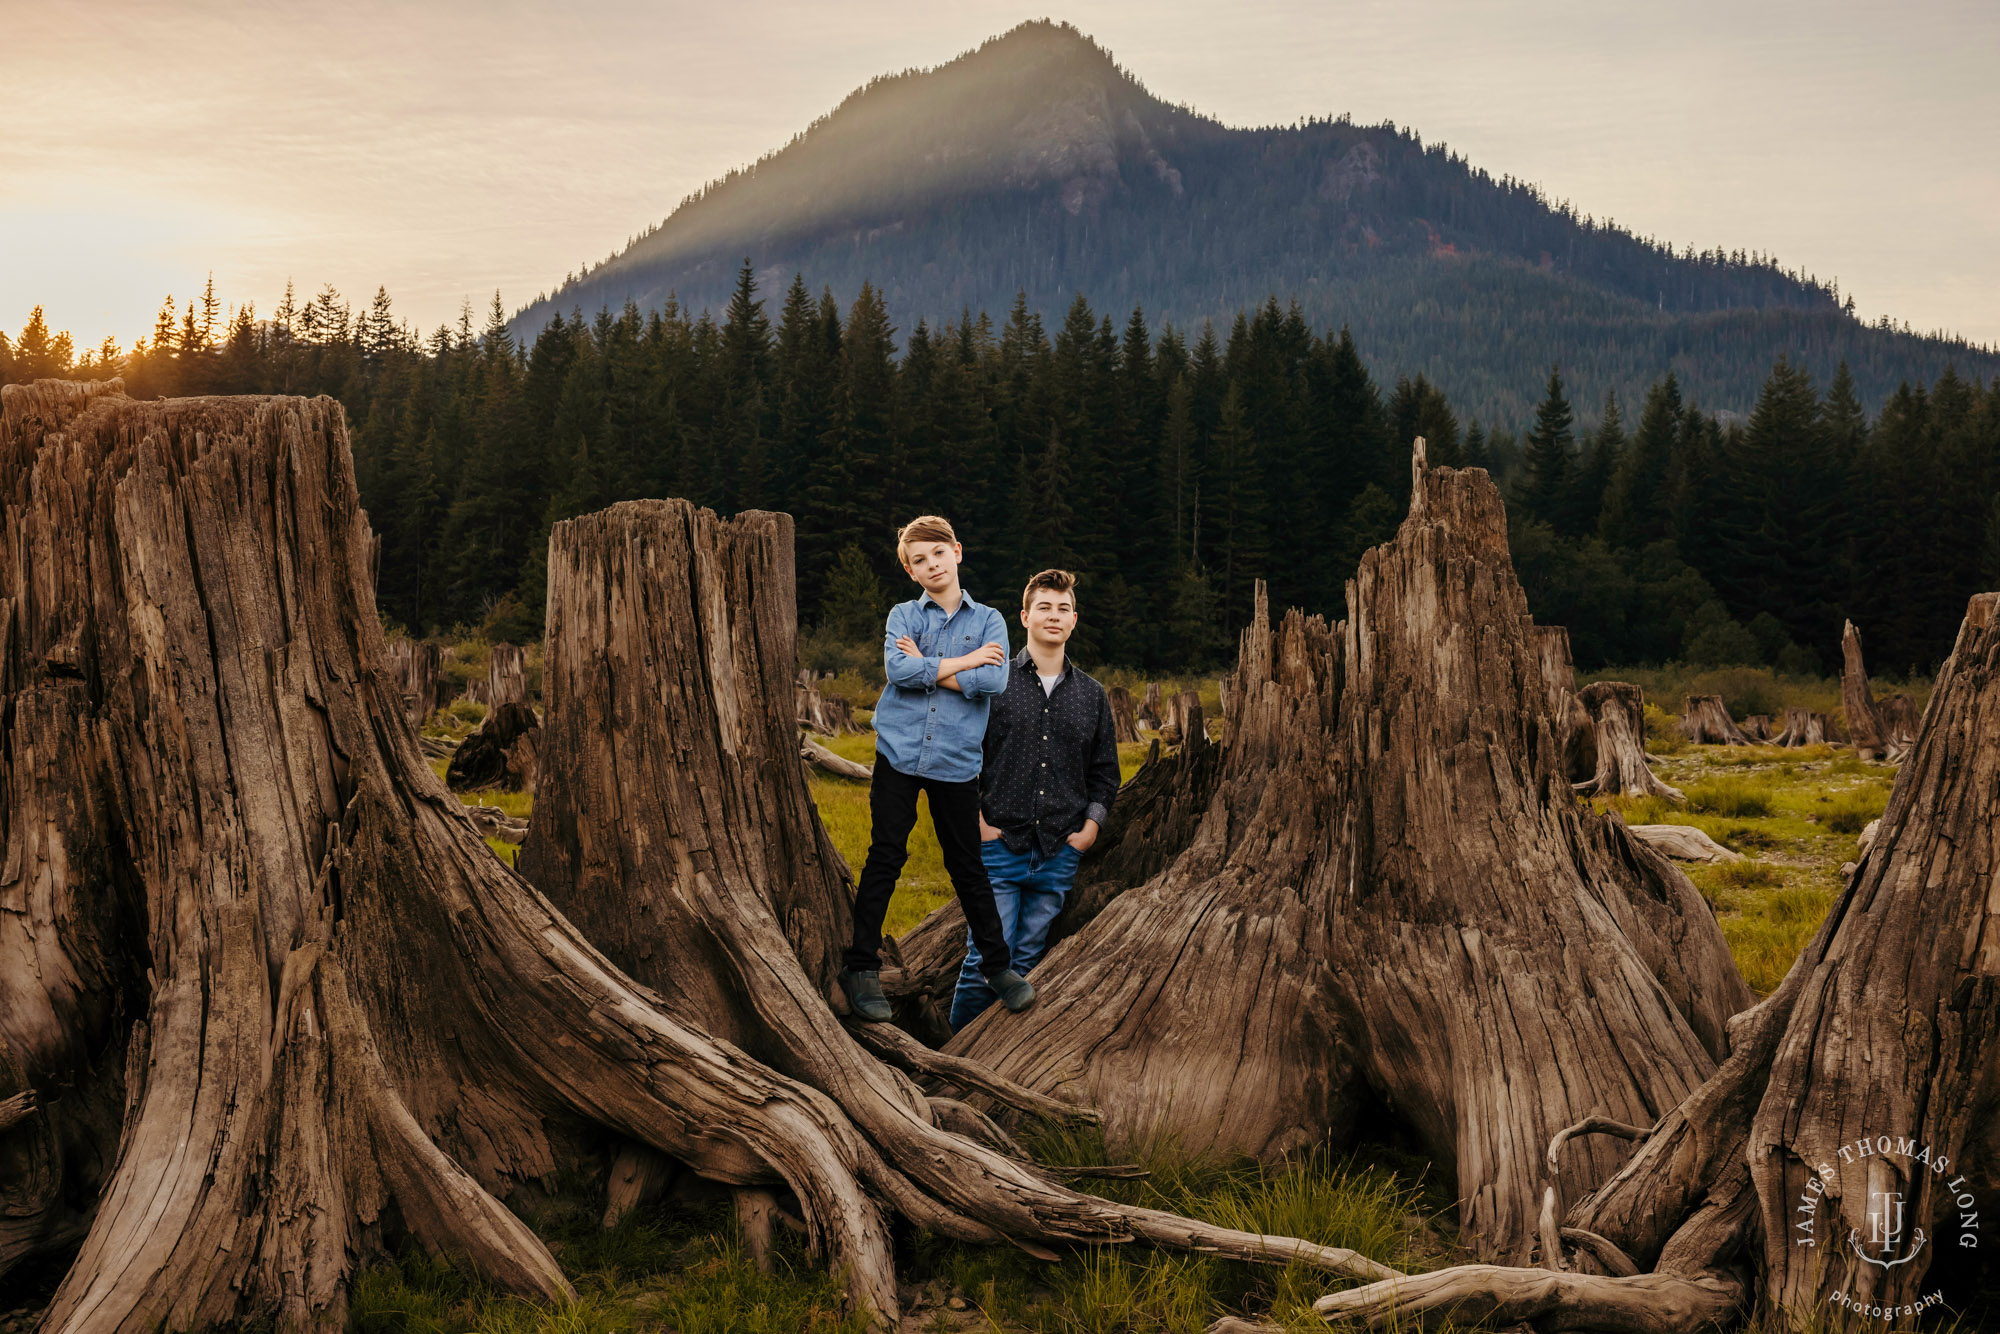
[{"xmin": 845, "ymin": 755, "xmax": 1013, "ymax": 978}]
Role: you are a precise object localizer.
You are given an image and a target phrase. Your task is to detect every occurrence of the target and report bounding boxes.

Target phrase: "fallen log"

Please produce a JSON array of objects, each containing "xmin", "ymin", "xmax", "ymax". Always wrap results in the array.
[
  {"xmin": 1680, "ymin": 695, "xmax": 1752, "ymax": 746},
  {"xmin": 1313, "ymin": 589, "xmax": 2000, "ymax": 1328},
  {"xmin": 1625, "ymin": 824, "xmax": 1741, "ymax": 863},
  {"xmin": 803, "ymin": 734, "xmax": 871, "ymax": 781},
  {"xmin": 951, "ymin": 446, "xmax": 1751, "ymax": 1262}
]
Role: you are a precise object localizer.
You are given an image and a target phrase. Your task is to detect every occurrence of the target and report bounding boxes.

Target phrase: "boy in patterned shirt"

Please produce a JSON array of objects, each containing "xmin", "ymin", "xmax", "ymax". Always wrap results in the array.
[{"xmin": 951, "ymin": 569, "xmax": 1120, "ymax": 1031}]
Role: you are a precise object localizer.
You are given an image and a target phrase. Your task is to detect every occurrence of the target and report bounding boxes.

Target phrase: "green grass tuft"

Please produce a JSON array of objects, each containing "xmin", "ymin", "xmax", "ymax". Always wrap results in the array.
[{"xmin": 1685, "ymin": 776, "xmax": 1775, "ymax": 818}]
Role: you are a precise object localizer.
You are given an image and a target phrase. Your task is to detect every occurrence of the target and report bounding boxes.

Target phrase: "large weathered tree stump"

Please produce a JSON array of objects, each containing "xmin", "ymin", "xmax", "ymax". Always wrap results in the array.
[
  {"xmin": 0, "ymin": 386, "xmax": 1385, "ymax": 1331},
  {"xmin": 1573, "ymin": 682, "xmax": 1684, "ymax": 802},
  {"xmin": 948, "ymin": 453, "xmax": 1752, "ymax": 1262},
  {"xmin": 1770, "ymin": 705, "xmax": 1830, "ymax": 748},
  {"xmin": 1318, "ymin": 590, "xmax": 2000, "ymax": 1329},
  {"xmin": 1680, "ymin": 695, "xmax": 1752, "ymax": 746}
]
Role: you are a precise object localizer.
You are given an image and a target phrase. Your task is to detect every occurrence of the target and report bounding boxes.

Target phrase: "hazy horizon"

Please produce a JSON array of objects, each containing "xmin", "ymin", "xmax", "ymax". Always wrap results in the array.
[{"xmin": 5, "ymin": 0, "xmax": 1996, "ymax": 352}]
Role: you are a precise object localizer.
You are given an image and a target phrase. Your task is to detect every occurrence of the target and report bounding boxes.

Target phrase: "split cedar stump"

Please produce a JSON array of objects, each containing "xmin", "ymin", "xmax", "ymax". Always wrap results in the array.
[
  {"xmin": 1107, "ymin": 683, "xmax": 1141, "ymax": 744},
  {"xmin": 1314, "ymin": 590, "xmax": 2000, "ymax": 1329},
  {"xmin": 946, "ymin": 449, "xmax": 1752, "ymax": 1263},
  {"xmin": 1138, "ymin": 681, "xmax": 1163, "ymax": 728},
  {"xmin": 1843, "ymin": 620, "xmax": 1917, "ymax": 762},
  {"xmin": 1681, "ymin": 694, "xmax": 1753, "ymax": 746},
  {"xmin": 1741, "ymin": 713, "xmax": 1771, "ymax": 741},
  {"xmin": 1573, "ymin": 681, "xmax": 1684, "ymax": 802},
  {"xmin": 486, "ymin": 640, "xmax": 528, "ymax": 709},
  {"xmin": 0, "ymin": 386, "xmax": 1388, "ymax": 1329}
]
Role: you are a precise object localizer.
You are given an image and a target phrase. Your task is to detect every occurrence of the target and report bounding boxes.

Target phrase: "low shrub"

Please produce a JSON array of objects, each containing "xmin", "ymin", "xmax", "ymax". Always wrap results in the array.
[
  {"xmin": 1686, "ymin": 777, "xmax": 1774, "ymax": 818},
  {"xmin": 1821, "ymin": 785, "xmax": 1889, "ymax": 835}
]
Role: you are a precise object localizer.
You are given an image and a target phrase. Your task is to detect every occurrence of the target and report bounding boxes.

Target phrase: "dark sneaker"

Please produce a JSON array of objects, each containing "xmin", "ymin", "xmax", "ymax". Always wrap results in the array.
[
  {"xmin": 838, "ymin": 968, "xmax": 892, "ymax": 1022},
  {"xmin": 990, "ymin": 969, "xmax": 1036, "ymax": 1013}
]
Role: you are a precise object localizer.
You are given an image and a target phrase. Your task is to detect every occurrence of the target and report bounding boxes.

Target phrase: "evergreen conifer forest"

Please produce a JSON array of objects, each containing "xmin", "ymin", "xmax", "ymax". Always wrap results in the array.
[{"xmin": 6, "ymin": 264, "xmax": 1995, "ymax": 677}]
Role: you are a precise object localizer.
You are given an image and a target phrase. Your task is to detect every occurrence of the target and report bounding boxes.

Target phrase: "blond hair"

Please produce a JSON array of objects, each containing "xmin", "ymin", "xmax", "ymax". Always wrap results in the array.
[
  {"xmin": 1021, "ymin": 568, "xmax": 1078, "ymax": 612},
  {"xmin": 896, "ymin": 514, "xmax": 958, "ymax": 564}
]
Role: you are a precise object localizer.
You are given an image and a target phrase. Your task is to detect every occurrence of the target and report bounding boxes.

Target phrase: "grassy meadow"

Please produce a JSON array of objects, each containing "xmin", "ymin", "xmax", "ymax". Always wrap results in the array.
[{"xmin": 344, "ymin": 665, "xmax": 1963, "ymax": 1334}]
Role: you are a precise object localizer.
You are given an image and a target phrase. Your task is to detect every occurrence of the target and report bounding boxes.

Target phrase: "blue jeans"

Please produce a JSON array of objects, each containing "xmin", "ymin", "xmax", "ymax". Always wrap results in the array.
[{"xmin": 949, "ymin": 839, "xmax": 1081, "ymax": 1031}]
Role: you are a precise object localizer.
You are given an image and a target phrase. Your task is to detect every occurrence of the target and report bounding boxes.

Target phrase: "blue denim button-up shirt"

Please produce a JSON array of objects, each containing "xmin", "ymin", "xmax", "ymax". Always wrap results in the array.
[{"xmin": 875, "ymin": 589, "xmax": 1011, "ymax": 782}]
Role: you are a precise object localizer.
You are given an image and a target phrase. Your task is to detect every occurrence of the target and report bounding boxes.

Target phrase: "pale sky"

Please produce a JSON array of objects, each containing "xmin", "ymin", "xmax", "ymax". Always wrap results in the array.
[{"xmin": 4, "ymin": 0, "xmax": 1996, "ymax": 352}]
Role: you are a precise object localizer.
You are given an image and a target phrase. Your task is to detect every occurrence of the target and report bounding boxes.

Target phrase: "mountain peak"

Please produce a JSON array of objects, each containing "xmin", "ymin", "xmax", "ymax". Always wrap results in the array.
[{"xmin": 514, "ymin": 23, "xmax": 1989, "ymax": 421}]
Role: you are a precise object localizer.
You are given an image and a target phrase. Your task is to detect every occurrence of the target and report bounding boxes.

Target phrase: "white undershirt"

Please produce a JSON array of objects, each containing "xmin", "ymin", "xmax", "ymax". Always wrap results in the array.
[{"xmin": 1038, "ymin": 672, "xmax": 1061, "ymax": 696}]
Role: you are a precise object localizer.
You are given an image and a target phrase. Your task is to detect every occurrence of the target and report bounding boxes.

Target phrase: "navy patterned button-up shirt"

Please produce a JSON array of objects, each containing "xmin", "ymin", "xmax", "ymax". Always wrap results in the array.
[{"xmin": 979, "ymin": 647, "xmax": 1121, "ymax": 857}]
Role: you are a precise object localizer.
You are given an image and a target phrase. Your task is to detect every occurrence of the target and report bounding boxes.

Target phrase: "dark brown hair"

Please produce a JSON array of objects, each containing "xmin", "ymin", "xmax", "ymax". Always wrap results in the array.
[{"xmin": 1021, "ymin": 568, "xmax": 1078, "ymax": 612}]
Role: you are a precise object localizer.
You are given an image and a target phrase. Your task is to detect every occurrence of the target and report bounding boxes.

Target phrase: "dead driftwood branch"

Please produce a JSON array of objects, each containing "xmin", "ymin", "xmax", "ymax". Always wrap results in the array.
[
  {"xmin": 1624, "ymin": 824, "xmax": 1743, "ymax": 863},
  {"xmin": 803, "ymin": 734, "xmax": 871, "ymax": 780}
]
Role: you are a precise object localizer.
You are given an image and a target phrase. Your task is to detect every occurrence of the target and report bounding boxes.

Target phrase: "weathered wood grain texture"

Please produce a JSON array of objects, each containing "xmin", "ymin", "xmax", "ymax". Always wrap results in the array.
[
  {"xmin": 1138, "ymin": 681, "xmax": 1163, "ymax": 727},
  {"xmin": 1680, "ymin": 695, "xmax": 1752, "ymax": 745},
  {"xmin": 952, "ymin": 454, "xmax": 1751, "ymax": 1261},
  {"xmin": 1573, "ymin": 682, "xmax": 1684, "ymax": 801},
  {"xmin": 1107, "ymin": 684, "xmax": 1140, "ymax": 743},
  {"xmin": 513, "ymin": 498, "xmax": 1398, "ymax": 1320},
  {"xmin": 0, "ymin": 381, "xmax": 146, "ymax": 1280},
  {"xmin": 1335, "ymin": 590, "xmax": 2000, "ymax": 1329}
]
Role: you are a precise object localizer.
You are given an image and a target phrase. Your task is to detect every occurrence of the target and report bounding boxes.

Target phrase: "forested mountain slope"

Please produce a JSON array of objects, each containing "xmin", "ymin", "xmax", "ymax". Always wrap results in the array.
[{"xmin": 512, "ymin": 20, "xmax": 1995, "ymax": 421}]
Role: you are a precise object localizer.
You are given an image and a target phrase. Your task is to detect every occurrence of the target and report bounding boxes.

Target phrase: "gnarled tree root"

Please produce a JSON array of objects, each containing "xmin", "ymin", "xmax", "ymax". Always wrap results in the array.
[{"xmin": 1311, "ymin": 1265, "xmax": 1744, "ymax": 1332}]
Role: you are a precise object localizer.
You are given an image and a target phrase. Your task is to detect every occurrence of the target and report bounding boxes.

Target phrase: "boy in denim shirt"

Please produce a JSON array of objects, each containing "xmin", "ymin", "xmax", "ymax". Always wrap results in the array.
[{"xmin": 838, "ymin": 516, "xmax": 1037, "ymax": 1021}]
